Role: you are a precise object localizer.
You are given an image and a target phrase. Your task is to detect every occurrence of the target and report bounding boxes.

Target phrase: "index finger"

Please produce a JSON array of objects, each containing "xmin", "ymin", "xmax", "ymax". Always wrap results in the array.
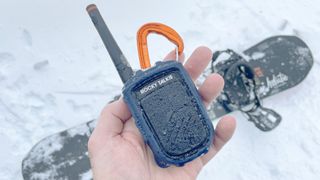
[
  {"xmin": 90, "ymin": 98, "xmax": 131, "ymax": 146},
  {"xmin": 184, "ymin": 46, "xmax": 213, "ymax": 81}
]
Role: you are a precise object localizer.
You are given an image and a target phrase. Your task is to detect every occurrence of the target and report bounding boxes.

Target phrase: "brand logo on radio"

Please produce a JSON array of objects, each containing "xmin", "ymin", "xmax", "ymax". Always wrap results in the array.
[{"xmin": 140, "ymin": 74, "xmax": 174, "ymax": 95}]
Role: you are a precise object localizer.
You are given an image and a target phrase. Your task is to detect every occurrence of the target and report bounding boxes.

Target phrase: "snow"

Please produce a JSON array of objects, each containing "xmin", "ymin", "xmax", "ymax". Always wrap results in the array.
[{"xmin": 0, "ymin": 0, "xmax": 319, "ymax": 179}]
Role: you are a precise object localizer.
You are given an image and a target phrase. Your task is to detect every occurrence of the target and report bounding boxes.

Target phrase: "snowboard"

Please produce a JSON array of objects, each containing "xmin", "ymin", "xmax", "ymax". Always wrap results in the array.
[
  {"xmin": 22, "ymin": 120, "xmax": 96, "ymax": 180},
  {"xmin": 21, "ymin": 36, "xmax": 313, "ymax": 180}
]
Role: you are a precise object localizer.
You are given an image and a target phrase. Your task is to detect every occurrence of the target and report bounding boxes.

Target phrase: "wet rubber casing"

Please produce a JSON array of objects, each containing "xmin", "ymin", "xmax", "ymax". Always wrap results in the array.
[{"xmin": 123, "ymin": 60, "xmax": 214, "ymax": 167}]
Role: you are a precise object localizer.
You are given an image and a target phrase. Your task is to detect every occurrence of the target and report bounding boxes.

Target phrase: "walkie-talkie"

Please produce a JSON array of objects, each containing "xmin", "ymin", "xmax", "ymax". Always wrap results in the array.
[{"xmin": 87, "ymin": 4, "xmax": 214, "ymax": 167}]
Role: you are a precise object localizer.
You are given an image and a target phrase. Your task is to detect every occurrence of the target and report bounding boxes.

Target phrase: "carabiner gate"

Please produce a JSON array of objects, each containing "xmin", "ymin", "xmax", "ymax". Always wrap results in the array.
[{"xmin": 137, "ymin": 23, "xmax": 184, "ymax": 69}]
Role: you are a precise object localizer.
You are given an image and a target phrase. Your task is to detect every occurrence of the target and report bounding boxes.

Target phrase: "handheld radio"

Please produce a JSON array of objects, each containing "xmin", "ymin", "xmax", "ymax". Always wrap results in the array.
[{"xmin": 87, "ymin": 4, "xmax": 214, "ymax": 167}]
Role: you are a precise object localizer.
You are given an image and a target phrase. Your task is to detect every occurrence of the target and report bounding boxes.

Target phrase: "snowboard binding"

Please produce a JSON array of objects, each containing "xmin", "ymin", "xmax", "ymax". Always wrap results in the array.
[{"xmin": 211, "ymin": 49, "xmax": 282, "ymax": 131}]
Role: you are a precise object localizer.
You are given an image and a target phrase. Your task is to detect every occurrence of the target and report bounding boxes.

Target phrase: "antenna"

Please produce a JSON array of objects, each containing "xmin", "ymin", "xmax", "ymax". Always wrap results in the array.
[{"xmin": 86, "ymin": 4, "xmax": 133, "ymax": 83}]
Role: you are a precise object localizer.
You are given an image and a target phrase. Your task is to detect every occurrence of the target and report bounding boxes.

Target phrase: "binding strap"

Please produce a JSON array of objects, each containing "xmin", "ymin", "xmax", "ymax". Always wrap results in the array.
[{"xmin": 212, "ymin": 50, "xmax": 282, "ymax": 131}]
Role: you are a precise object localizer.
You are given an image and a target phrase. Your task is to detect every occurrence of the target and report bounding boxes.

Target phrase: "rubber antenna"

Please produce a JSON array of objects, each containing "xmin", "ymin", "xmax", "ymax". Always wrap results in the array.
[{"xmin": 86, "ymin": 4, "xmax": 133, "ymax": 83}]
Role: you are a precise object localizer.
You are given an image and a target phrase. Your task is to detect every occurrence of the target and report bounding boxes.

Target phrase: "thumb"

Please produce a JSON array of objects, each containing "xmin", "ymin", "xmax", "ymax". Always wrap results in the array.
[{"xmin": 200, "ymin": 116, "xmax": 236, "ymax": 165}]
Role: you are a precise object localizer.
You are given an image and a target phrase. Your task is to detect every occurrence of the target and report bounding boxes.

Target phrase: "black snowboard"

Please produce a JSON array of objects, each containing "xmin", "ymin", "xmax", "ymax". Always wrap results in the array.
[
  {"xmin": 22, "ymin": 120, "xmax": 96, "ymax": 180},
  {"xmin": 21, "ymin": 36, "xmax": 313, "ymax": 180}
]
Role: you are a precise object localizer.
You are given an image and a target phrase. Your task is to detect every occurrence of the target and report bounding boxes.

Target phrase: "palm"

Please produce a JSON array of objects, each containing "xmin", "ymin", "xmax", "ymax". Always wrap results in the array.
[{"xmin": 88, "ymin": 47, "xmax": 236, "ymax": 180}]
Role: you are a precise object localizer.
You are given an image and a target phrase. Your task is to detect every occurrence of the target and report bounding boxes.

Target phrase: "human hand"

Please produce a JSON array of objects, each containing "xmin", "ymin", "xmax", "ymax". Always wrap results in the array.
[{"xmin": 88, "ymin": 46, "xmax": 236, "ymax": 180}]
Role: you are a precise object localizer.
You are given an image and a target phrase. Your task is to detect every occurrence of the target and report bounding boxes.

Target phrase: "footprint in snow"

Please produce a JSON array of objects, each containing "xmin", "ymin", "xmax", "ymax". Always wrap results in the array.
[
  {"xmin": 21, "ymin": 28, "xmax": 33, "ymax": 47},
  {"xmin": 0, "ymin": 52, "xmax": 15, "ymax": 81},
  {"xmin": 0, "ymin": 52, "xmax": 15, "ymax": 64},
  {"xmin": 33, "ymin": 60, "xmax": 49, "ymax": 71},
  {"xmin": 278, "ymin": 19, "xmax": 289, "ymax": 31}
]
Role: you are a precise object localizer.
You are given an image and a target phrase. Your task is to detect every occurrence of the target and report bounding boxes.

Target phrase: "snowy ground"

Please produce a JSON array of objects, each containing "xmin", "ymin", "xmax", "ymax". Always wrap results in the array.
[{"xmin": 0, "ymin": 0, "xmax": 320, "ymax": 179}]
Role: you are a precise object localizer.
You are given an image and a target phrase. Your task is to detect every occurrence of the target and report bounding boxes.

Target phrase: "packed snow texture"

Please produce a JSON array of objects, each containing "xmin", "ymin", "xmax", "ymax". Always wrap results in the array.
[{"xmin": 0, "ymin": 0, "xmax": 320, "ymax": 179}]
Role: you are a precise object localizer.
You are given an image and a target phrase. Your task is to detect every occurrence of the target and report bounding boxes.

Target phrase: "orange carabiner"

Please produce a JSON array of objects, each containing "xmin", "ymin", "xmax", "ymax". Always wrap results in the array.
[{"xmin": 137, "ymin": 23, "xmax": 184, "ymax": 69}]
